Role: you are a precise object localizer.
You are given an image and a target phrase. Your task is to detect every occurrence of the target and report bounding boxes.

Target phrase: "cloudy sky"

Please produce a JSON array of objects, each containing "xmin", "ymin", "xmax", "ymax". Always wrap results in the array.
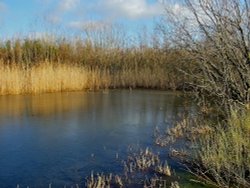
[{"xmin": 0, "ymin": 0, "xmax": 166, "ymax": 38}]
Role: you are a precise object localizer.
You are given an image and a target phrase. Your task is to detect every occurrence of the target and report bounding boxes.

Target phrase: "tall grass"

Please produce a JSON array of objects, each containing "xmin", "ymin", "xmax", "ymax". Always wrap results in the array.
[
  {"xmin": 0, "ymin": 62, "xmax": 88, "ymax": 94},
  {"xmin": 0, "ymin": 35, "xmax": 190, "ymax": 95},
  {"xmin": 193, "ymin": 111, "xmax": 250, "ymax": 187},
  {"xmin": 0, "ymin": 60, "xmax": 179, "ymax": 95},
  {"xmin": 155, "ymin": 109, "xmax": 250, "ymax": 187}
]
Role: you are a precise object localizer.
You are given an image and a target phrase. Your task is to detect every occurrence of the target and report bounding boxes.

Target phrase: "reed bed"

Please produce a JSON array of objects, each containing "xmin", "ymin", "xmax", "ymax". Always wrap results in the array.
[
  {"xmin": 0, "ymin": 62, "xmax": 88, "ymax": 94},
  {"xmin": 0, "ymin": 61, "xmax": 178, "ymax": 95},
  {"xmin": 0, "ymin": 36, "xmax": 190, "ymax": 95}
]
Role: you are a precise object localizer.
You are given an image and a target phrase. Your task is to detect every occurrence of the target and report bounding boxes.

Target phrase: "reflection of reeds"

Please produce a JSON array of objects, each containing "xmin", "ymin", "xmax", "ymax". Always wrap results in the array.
[{"xmin": 0, "ymin": 92, "xmax": 87, "ymax": 117}]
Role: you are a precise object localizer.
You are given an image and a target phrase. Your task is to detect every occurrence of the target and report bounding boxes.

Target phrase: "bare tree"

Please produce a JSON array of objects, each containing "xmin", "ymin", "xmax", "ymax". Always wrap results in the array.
[{"xmin": 162, "ymin": 0, "xmax": 250, "ymax": 110}]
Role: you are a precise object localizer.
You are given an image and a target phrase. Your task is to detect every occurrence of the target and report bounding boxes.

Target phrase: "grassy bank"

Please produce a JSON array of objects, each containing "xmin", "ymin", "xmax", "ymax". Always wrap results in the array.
[
  {"xmin": 153, "ymin": 109, "xmax": 250, "ymax": 187},
  {"xmin": 164, "ymin": 111, "xmax": 250, "ymax": 187},
  {"xmin": 195, "ymin": 112, "xmax": 250, "ymax": 187}
]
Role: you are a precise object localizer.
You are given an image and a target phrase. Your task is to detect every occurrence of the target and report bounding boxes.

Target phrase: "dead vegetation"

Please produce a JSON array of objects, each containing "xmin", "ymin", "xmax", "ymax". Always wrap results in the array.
[{"xmin": 86, "ymin": 172, "xmax": 123, "ymax": 188}]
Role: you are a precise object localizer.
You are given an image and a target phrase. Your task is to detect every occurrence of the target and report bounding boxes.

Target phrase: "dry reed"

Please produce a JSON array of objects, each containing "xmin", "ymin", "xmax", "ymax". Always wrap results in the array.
[
  {"xmin": 0, "ymin": 62, "xmax": 88, "ymax": 94},
  {"xmin": 0, "ymin": 35, "xmax": 190, "ymax": 95},
  {"xmin": 0, "ymin": 61, "xmax": 176, "ymax": 95}
]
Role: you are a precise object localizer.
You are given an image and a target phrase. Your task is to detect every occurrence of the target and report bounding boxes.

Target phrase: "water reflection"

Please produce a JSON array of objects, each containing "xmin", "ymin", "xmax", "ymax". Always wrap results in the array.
[
  {"xmin": 0, "ymin": 90, "xmax": 191, "ymax": 187},
  {"xmin": 0, "ymin": 92, "xmax": 88, "ymax": 118}
]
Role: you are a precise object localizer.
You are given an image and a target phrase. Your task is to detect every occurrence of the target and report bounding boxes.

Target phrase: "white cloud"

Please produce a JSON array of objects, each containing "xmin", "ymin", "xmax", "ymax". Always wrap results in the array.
[
  {"xmin": 161, "ymin": 1, "xmax": 214, "ymax": 43},
  {"xmin": 68, "ymin": 21, "xmax": 83, "ymax": 29},
  {"xmin": 68, "ymin": 20, "xmax": 111, "ymax": 31},
  {"xmin": 59, "ymin": 0, "xmax": 80, "ymax": 11},
  {"xmin": 42, "ymin": 0, "xmax": 165, "ymax": 30},
  {"xmin": 164, "ymin": 2, "xmax": 210, "ymax": 28},
  {"xmin": 46, "ymin": 14, "xmax": 61, "ymax": 24},
  {"xmin": 99, "ymin": 0, "xmax": 164, "ymax": 20},
  {"xmin": 44, "ymin": 0, "xmax": 80, "ymax": 24}
]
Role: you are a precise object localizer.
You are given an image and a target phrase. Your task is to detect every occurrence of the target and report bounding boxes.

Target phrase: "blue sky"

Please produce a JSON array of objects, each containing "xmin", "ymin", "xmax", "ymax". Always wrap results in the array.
[{"xmin": 0, "ymin": 0, "xmax": 165, "ymax": 38}]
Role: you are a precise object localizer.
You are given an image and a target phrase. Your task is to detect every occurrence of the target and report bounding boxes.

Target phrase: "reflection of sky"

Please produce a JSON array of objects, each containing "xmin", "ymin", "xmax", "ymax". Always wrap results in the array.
[{"xmin": 0, "ymin": 90, "xmax": 193, "ymax": 187}]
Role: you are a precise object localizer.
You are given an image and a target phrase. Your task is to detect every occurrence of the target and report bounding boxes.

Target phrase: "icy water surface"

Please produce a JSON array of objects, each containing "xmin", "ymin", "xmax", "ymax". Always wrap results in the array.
[{"xmin": 0, "ymin": 90, "xmax": 196, "ymax": 187}]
